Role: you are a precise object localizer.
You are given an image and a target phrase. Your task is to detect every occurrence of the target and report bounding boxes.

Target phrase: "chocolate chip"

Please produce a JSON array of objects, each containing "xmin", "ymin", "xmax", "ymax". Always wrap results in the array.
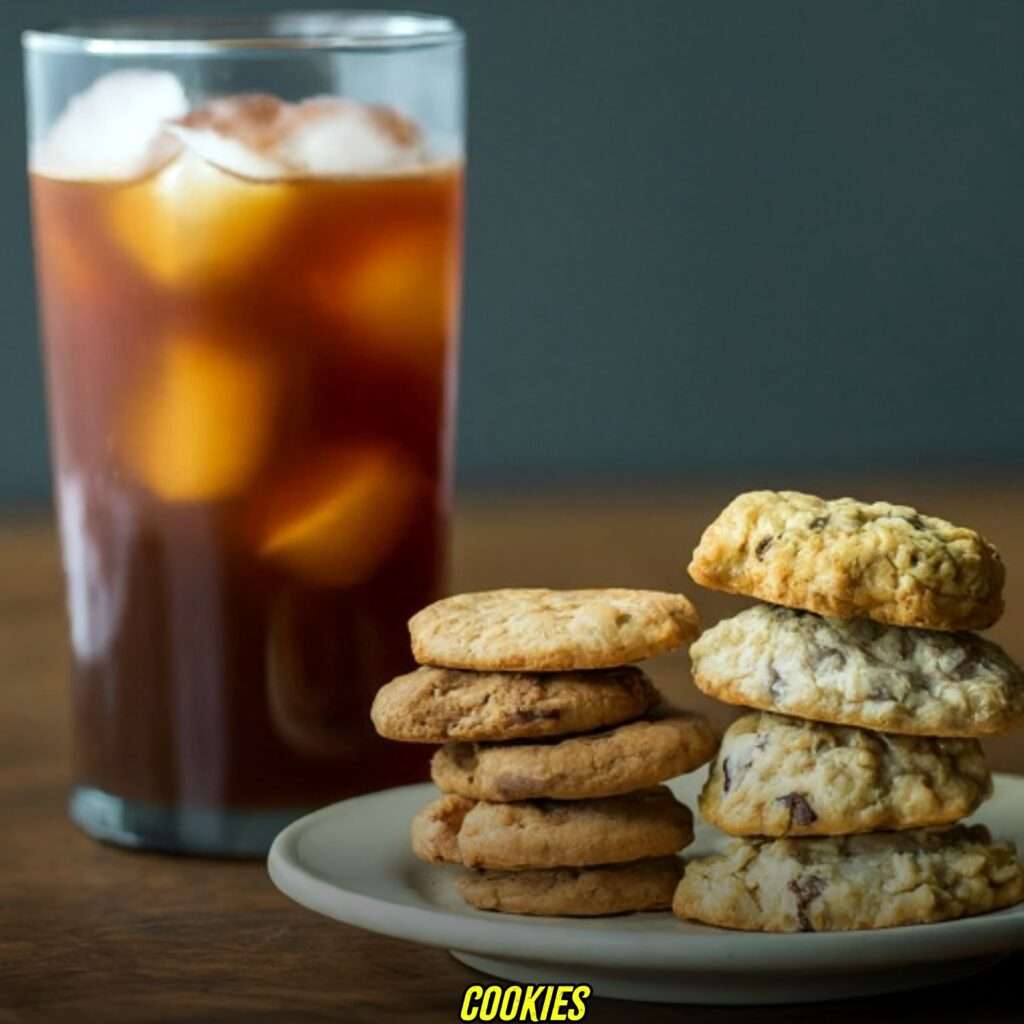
[
  {"xmin": 953, "ymin": 651, "xmax": 982, "ymax": 680},
  {"xmin": 777, "ymin": 792, "xmax": 817, "ymax": 827},
  {"xmin": 808, "ymin": 516, "xmax": 829, "ymax": 531},
  {"xmin": 860, "ymin": 644, "xmax": 884, "ymax": 667},
  {"xmin": 450, "ymin": 744, "xmax": 479, "ymax": 770},
  {"xmin": 788, "ymin": 874, "xmax": 826, "ymax": 932},
  {"xmin": 904, "ymin": 515, "xmax": 926, "ymax": 530},
  {"xmin": 723, "ymin": 737, "xmax": 766, "ymax": 794},
  {"xmin": 810, "ymin": 646, "xmax": 846, "ymax": 670},
  {"xmin": 507, "ymin": 708, "xmax": 561, "ymax": 725},
  {"xmin": 755, "ymin": 536, "xmax": 773, "ymax": 559},
  {"xmin": 494, "ymin": 773, "xmax": 539, "ymax": 800},
  {"xmin": 898, "ymin": 630, "xmax": 915, "ymax": 659}
]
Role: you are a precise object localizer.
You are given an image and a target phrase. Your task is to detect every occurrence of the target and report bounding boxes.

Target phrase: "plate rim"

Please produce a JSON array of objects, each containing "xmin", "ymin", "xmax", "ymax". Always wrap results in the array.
[{"xmin": 267, "ymin": 774, "xmax": 1024, "ymax": 973}]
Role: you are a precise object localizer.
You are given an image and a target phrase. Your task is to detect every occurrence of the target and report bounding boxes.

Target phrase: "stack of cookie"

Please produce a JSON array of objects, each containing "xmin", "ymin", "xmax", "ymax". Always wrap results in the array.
[
  {"xmin": 371, "ymin": 588, "xmax": 719, "ymax": 916},
  {"xmin": 674, "ymin": 490, "xmax": 1024, "ymax": 932}
]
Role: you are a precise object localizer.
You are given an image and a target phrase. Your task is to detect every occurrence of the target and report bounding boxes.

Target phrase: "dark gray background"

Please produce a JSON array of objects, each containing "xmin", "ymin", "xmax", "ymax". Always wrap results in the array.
[{"xmin": 5, "ymin": 0, "xmax": 1024, "ymax": 502}]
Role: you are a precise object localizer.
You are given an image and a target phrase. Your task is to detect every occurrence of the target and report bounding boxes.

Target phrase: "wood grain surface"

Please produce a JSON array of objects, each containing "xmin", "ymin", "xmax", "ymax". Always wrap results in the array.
[{"xmin": 2, "ymin": 483, "xmax": 1024, "ymax": 1022}]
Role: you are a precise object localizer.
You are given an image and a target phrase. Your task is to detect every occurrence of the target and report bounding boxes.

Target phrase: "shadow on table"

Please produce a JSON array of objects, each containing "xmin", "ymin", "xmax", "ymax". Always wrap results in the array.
[{"xmin": 584, "ymin": 952, "xmax": 1023, "ymax": 1024}]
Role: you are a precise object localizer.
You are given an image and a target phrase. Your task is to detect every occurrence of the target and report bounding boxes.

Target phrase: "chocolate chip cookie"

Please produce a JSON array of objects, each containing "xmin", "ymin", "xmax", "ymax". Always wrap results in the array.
[
  {"xmin": 431, "ymin": 711, "xmax": 718, "ymax": 802},
  {"xmin": 690, "ymin": 605, "xmax": 1024, "ymax": 737},
  {"xmin": 371, "ymin": 664, "xmax": 657, "ymax": 743},
  {"xmin": 409, "ymin": 588, "xmax": 701, "ymax": 672},
  {"xmin": 458, "ymin": 857, "xmax": 683, "ymax": 916},
  {"xmin": 410, "ymin": 793, "xmax": 474, "ymax": 864},
  {"xmin": 674, "ymin": 825, "xmax": 1023, "ymax": 932},
  {"xmin": 412, "ymin": 786, "xmax": 693, "ymax": 869},
  {"xmin": 689, "ymin": 491, "xmax": 1004, "ymax": 631},
  {"xmin": 700, "ymin": 711, "xmax": 991, "ymax": 837}
]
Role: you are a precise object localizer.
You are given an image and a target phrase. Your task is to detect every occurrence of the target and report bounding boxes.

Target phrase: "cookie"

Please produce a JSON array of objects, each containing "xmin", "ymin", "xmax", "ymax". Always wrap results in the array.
[
  {"xmin": 458, "ymin": 857, "xmax": 683, "ymax": 916},
  {"xmin": 411, "ymin": 794, "xmax": 474, "ymax": 864},
  {"xmin": 688, "ymin": 491, "xmax": 1004, "ymax": 631},
  {"xmin": 371, "ymin": 665, "xmax": 657, "ymax": 743},
  {"xmin": 690, "ymin": 604, "xmax": 1024, "ymax": 737},
  {"xmin": 412, "ymin": 787, "xmax": 693, "ymax": 869},
  {"xmin": 673, "ymin": 825, "xmax": 1023, "ymax": 932},
  {"xmin": 409, "ymin": 588, "xmax": 701, "ymax": 672},
  {"xmin": 700, "ymin": 711, "xmax": 991, "ymax": 837},
  {"xmin": 432, "ymin": 711, "xmax": 718, "ymax": 802}
]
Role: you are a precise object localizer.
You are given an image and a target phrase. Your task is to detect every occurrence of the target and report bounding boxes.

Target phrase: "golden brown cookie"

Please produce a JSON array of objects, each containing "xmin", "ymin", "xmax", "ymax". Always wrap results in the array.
[
  {"xmin": 409, "ymin": 588, "xmax": 701, "ymax": 671},
  {"xmin": 371, "ymin": 665, "xmax": 658, "ymax": 743},
  {"xmin": 689, "ymin": 491, "xmax": 1004, "ymax": 631},
  {"xmin": 412, "ymin": 787, "xmax": 693, "ymax": 869},
  {"xmin": 431, "ymin": 711, "xmax": 718, "ymax": 802},
  {"xmin": 410, "ymin": 794, "xmax": 474, "ymax": 864},
  {"xmin": 458, "ymin": 857, "xmax": 683, "ymax": 916}
]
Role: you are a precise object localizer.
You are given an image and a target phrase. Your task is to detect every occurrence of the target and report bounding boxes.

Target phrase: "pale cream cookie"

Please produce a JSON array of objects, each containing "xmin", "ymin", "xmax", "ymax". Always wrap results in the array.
[
  {"xmin": 690, "ymin": 604, "xmax": 1024, "ymax": 737},
  {"xmin": 700, "ymin": 711, "xmax": 991, "ymax": 836},
  {"xmin": 674, "ymin": 825, "xmax": 1023, "ymax": 932}
]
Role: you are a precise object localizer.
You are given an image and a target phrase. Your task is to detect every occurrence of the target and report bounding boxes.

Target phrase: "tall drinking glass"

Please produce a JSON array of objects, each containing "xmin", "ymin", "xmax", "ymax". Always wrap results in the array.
[{"xmin": 23, "ymin": 14, "xmax": 464, "ymax": 855}]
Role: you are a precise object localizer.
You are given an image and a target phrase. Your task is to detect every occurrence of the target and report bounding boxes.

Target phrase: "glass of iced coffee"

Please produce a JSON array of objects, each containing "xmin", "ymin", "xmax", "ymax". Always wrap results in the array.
[{"xmin": 23, "ymin": 14, "xmax": 464, "ymax": 854}]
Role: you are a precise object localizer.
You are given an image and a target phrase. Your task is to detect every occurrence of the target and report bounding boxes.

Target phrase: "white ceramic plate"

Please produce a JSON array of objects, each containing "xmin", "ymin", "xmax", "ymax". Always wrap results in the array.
[{"xmin": 268, "ymin": 771, "xmax": 1024, "ymax": 1005}]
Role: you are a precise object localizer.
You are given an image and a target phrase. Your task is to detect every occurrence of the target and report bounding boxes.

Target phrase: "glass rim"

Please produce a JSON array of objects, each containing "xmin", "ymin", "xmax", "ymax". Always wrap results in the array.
[{"xmin": 22, "ymin": 10, "xmax": 463, "ymax": 56}]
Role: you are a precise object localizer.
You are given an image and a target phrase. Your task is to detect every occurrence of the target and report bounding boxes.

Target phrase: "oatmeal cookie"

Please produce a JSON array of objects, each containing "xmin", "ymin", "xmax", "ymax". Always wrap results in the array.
[
  {"xmin": 700, "ymin": 711, "xmax": 991, "ymax": 836},
  {"xmin": 674, "ymin": 825, "xmax": 1023, "ymax": 932},
  {"xmin": 690, "ymin": 605, "xmax": 1024, "ymax": 737},
  {"xmin": 688, "ymin": 491, "xmax": 1003, "ymax": 631}
]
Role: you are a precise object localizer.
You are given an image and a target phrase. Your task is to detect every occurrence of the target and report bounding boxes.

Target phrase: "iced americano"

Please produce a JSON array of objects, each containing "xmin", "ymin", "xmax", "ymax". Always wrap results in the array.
[{"xmin": 30, "ymin": 70, "xmax": 462, "ymax": 831}]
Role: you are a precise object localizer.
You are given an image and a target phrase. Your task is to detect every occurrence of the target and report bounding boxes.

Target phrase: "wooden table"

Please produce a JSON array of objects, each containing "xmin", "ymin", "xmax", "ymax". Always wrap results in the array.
[{"xmin": 3, "ymin": 484, "xmax": 1024, "ymax": 1022}]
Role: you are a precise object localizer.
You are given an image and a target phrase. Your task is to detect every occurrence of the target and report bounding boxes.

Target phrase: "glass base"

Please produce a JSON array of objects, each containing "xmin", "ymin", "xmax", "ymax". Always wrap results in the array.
[{"xmin": 69, "ymin": 786, "xmax": 313, "ymax": 857}]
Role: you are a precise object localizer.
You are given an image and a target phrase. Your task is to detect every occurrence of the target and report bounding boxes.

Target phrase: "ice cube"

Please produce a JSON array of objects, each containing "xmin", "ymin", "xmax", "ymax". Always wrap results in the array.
[
  {"xmin": 119, "ymin": 330, "xmax": 277, "ymax": 502},
  {"xmin": 282, "ymin": 96, "xmax": 424, "ymax": 176},
  {"xmin": 106, "ymin": 150, "xmax": 295, "ymax": 287},
  {"xmin": 309, "ymin": 220, "xmax": 458, "ymax": 364},
  {"xmin": 167, "ymin": 94, "xmax": 424, "ymax": 180},
  {"xmin": 31, "ymin": 70, "xmax": 187, "ymax": 181},
  {"xmin": 255, "ymin": 444, "xmax": 423, "ymax": 585},
  {"xmin": 165, "ymin": 96, "xmax": 285, "ymax": 180}
]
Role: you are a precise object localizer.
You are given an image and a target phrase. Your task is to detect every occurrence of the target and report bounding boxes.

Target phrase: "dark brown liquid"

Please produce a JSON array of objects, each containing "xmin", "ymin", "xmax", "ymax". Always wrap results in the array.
[{"xmin": 31, "ymin": 156, "xmax": 462, "ymax": 809}]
